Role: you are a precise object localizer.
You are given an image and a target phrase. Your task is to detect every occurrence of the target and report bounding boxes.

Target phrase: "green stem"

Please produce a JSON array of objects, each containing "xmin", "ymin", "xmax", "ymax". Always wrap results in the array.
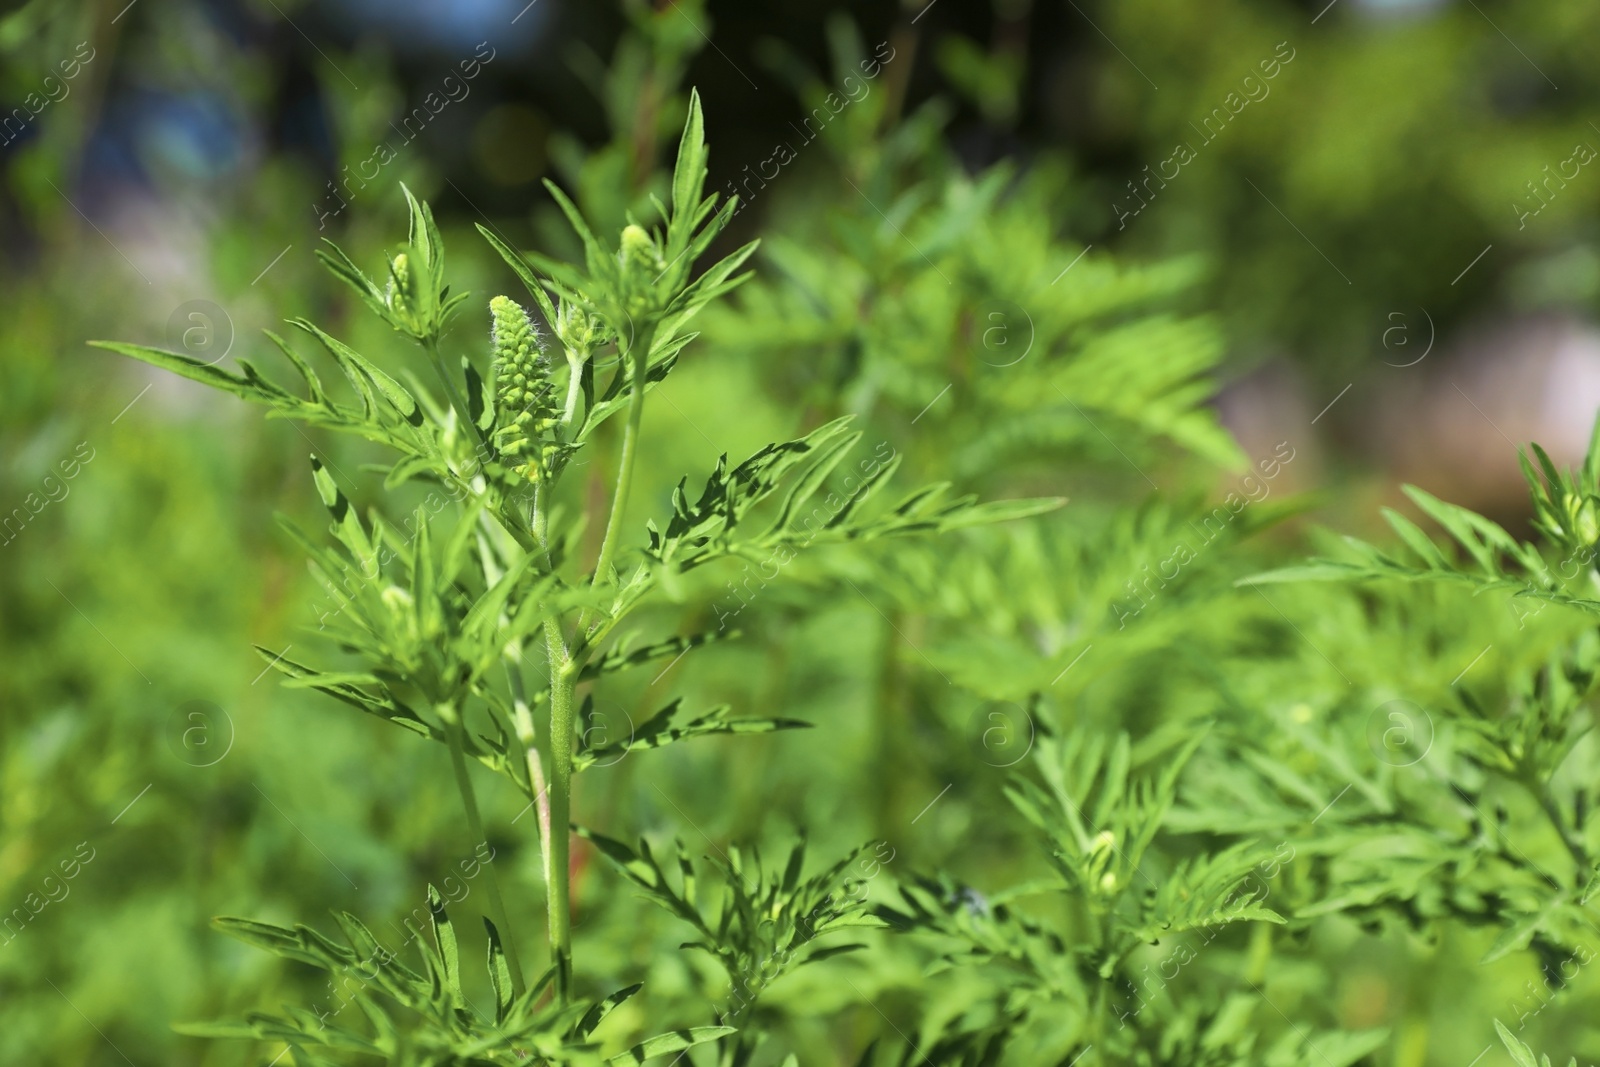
[
  {"xmin": 423, "ymin": 335, "xmax": 490, "ymax": 458},
  {"xmin": 531, "ymin": 324, "xmax": 654, "ymax": 1001},
  {"xmin": 1531, "ymin": 777, "xmax": 1591, "ymax": 877},
  {"xmin": 443, "ymin": 702, "xmax": 526, "ymax": 999},
  {"xmin": 561, "ymin": 350, "xmax": 585, "ymax": 432},
  {"xmin": 531, "ymin": 480, "xmax": 575, "ymax": 1003},
  {"xmin": 582, "ymin": 327, "xmax": 655, "ymax": 631},
  {"xmin": 531, "ymin": 480, "xmax": 558, "ymax": 572},
  {"xmin": 1244, "ymin": 921, "xmax": 1274, "ymax": 984},
  {"xmin": 504, "ymin": 648, "xmax": 557, "ymax": 1000},
  {"xmin": 544, "ymin": 646, "xmax": 575, "ymax": 1003}
]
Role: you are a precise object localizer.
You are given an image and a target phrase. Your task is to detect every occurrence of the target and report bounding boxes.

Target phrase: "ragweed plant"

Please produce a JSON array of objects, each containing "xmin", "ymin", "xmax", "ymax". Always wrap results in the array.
[
  {"xmin": 578, "ymin": 830, "xmax": 891, "ymax": 1066},
  {"xmin": 876, "ymin": 723, "xmax": 1390, "ymax": 1066},
  {"xmin": 1243, "ymin": 419, "xmax": 1600, "ymax": 935},
  {"xmin": 1175, "ymin": 415, "xmax": 1600, "ymax": 1064},
  {"xmin": 94, "ymin": 92, "xmax": 1058, "ymax": 1064}
]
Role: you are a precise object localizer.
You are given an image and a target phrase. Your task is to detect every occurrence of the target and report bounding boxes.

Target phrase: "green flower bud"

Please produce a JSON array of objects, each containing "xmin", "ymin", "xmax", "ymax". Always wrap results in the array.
[
  {"xmin": 381, "ymin": 584, "xmax": 414, "ymax": 616},
  {"xmin": 1576, "ymin": 496, "xmax": 1600, "ymax": 547},
  {"xmin": 1087, "ymin": 830, "xmax": 1118, "ymax": 895},
  {"xmin": 555, "ymin": 299, "xmax": 598, "ymax": 352},
  {"xmin": 620, "ymin": 224, "xmax": 655, "ymax": 269},
  {"xmin": 387, "ymin": 253, "xmax": 419, "ymax": 331},
  {"xmin": 490, "ymin": 296, "xmax": 556, "ymax": 480}
]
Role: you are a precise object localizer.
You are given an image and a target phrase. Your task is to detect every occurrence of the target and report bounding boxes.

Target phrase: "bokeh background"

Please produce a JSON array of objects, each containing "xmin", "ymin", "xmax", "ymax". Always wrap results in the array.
[{"xmin": 5, "ymin": 0, "xmax": 1600, "ymax": 1063}]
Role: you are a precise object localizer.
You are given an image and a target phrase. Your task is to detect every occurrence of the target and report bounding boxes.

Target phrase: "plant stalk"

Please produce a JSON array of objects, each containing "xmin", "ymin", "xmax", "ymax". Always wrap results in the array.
[
  {"xmin": 561, "ymin": 350, "xmax": 585, "ymax": 431},
  {"xmin": 423, "ymin": 335, "xmax": 490, "ymax": 458},
  {"xmin": 1532, "ymin": 777, "xmax": 1591, "ymax": 877},
  {"xmin": 539, "ymin": 325, "xmax": 654, "ymax": 1002},
  {"xmin": 583, "ymin": 327, "xmax": 655, "ymax": 630},
  {"xmin": 531, "ymin": 478, "xmax": 576, "ymax": 1002},
  {"xmin": 442, "ymin": 702, "xmax": 526, "ymax": 999},
  {"xmin": 544, "ymin": 647, "xmax": 576, "ymax": 1003}
]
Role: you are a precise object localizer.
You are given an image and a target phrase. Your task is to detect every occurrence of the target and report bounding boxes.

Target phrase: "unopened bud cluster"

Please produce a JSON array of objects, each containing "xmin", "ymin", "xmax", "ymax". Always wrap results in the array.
[
  {"xmin": 554, "ymin": 298, "xmax": 602, "ymax": 357},
  {"xmin": 617, "ymin": 223, "xmax": 666, "ymax": 314},
  {"xmin": 490, "ymin": 296, "xmax": 557, "ymax": 479},
  {"xmin": 1544, "ymin": 490, "xmax": 1600, "ymax": 555},
  {"xmin": 386, "ymin": 253, "xmax": 424, "ymax": 337},
  {"xmin": 1088, "ymin": 829, "xmax": 1119, "ymax": 895}
]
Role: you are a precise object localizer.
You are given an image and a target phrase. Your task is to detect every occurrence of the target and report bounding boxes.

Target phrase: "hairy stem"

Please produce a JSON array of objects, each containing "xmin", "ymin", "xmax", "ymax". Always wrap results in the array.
[
  {"xmin": 503, "ymin": 654, "xmax": 545, "ymax": 849},
  {"xmin": 532, "ymin": 321, "xmax": 656, "ymax": 999},
  {"xmin": 583, "ymin": 327, "xmax": 655, "ymax": 631},
  {"xmin": 443, "ymin": 702, "xmax": 526, "ymax": 999},
  {"xmin": 531, "ymin": 479, "xmax": 575, "ymax": 1002},
  {"xmin": 544, "ymin": 645, "xmax": 575, "ymax": 1003},
  {"xmin": 510, "ymin": 659, "xmax": 557, "ymax": 995},
  {"xmin": 561, "ymin": 350, "xmax": 585, "ymax": 431}
]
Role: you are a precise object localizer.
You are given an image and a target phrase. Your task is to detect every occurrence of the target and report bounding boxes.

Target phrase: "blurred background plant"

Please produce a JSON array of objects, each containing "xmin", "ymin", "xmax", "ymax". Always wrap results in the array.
[{"xmin": 7, "ymin": 0, "xmax": 1600, "ymax": 1063}]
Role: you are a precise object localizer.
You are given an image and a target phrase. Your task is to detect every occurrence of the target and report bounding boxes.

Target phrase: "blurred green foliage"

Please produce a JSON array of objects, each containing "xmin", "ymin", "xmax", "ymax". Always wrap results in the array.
[
  {"xmin": 6, "ymin": 0, "xmax": 1600, "ymax": 1064},
  {"xmin": 1094, "ymin": 0, "xmax": 1600, "ymax": 374}
]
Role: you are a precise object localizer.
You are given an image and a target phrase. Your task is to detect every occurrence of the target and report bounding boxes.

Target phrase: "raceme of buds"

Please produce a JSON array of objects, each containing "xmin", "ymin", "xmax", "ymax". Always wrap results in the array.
[{"xmin": 490, "ymin": 296, "xmax": 558, "ymax": 480}]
